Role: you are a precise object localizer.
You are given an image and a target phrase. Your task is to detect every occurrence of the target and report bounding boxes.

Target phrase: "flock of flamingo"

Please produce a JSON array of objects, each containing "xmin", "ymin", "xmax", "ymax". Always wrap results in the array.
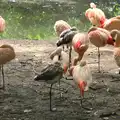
[{"xmin": 0, "ymin": 2, "xmax": 120, "ymax": 112}]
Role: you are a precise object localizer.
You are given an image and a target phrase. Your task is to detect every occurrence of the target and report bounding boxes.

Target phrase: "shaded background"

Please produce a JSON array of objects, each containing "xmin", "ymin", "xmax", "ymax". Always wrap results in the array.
[{"xmin": 0, "ymin": 0, "xmax": 120, "ymax": 40}]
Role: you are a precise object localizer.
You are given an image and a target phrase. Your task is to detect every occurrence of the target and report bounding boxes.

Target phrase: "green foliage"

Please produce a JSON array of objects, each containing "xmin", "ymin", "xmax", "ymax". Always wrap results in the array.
[
  {"xmin": 113, "ymin": 3, "xmax": 120, "ymax": 16},
  {"xmin": 67, "ymin": 17, "xmax": 91, "ymax": 32},
  {"xmin": 0, "ymin": 2, "xmax": 56, "ymax": 40},
  {"xmin": 0, "ymin": 1, "xmax": 90, "ymax": 40}
]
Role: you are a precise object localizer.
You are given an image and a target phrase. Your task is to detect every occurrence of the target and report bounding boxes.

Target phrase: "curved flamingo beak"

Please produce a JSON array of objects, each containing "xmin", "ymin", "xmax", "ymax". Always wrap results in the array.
[{"xmin": 78, "ymin": 81, "xmax": 87, "ymax": 97}]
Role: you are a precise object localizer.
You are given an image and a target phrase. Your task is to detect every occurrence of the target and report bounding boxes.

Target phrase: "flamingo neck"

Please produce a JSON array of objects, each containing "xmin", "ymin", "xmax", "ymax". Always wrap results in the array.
[
  {"xmin": 99, "ymin": 17, "xmax": 107, "ymax": 28},
  {"xmin": 69, "ymin": 66, "xmax": 74, "ymax": 76},
  {"xmin": 73, "ymin": 40, "xmax": 82, "ymax": 52},
  {"xmin": 107, "ymin": 35, "xmax": 114, "ymax": 46}
]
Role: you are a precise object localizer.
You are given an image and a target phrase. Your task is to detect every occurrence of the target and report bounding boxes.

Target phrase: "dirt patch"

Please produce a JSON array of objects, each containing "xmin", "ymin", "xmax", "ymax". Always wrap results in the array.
[{"xmin": 0, "ymin": 39, "xmax": 120, "ymax": 120}]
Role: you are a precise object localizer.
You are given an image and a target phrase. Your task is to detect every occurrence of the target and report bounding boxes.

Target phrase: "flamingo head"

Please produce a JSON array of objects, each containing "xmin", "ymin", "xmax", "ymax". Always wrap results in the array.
[
  {"xmin": 54, "ymin": 20, "xmax": 71, "ymax": 36},
  {"xmin": 85, "ymin": 3, "xmax": 106, "ymax": 27},
  {"xmin": 110, "ymin": 29, "xmax": 120, "ymax": 46}
]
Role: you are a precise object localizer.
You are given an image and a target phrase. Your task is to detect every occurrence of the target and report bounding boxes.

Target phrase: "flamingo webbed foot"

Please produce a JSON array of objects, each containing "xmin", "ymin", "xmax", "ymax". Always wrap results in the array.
[
  {"xmin": 50, "ymin": 107, "xmax": 57, "ymax": 112},
  {"xmin": 115, "ymin": 68, "xmax": 120, "ymax": 74}
]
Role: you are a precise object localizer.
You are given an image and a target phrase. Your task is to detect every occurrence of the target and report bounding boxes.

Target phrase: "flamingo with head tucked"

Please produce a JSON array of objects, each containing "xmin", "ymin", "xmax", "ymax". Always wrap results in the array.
[
  {"xmin": 110, "ymin": 29, "xmax": 120, "ymax": 74},
  {"xmin": 57, "ymin": 29, "xmax": 89, "ymax": 66},
  {"xmin": 88, "ymin": 26, "xmax": 114, "ymax": 72},
  {"xmin": 0, "ymin": 16, "xmax": 15, "ymax": 90},
  {"xmin": 85, "ymin": 2, "xmax": 120, "ymax": 31},
  {"xmin": 54, "ymin": 20, "xmax": 72, "ymax": 50},
  {"xmin": 0, "ymin": 44, "xmax": 15, "ymax": 90},
  {"xmin": 69, "ymin": 60, "xmax": 93, "ymax": 110}
]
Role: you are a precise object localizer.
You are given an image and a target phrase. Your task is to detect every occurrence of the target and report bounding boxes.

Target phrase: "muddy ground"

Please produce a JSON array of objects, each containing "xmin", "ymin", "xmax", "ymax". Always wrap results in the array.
[{"xmin": 0, "ymin": 39, "xmax": 120, "ymax": 120}]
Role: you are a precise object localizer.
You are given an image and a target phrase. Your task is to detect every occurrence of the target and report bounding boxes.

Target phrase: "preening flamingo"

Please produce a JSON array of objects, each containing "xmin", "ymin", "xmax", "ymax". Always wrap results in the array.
[{"xmin": 57, "ymin": 29, "xmax": 89, "ymax": 66}]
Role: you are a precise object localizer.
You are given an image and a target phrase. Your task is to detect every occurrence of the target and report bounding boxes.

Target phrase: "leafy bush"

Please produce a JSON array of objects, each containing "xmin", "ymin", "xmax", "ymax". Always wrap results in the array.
[{"xmin": 0, "ymin": 1, "xmax": 91, "ymax": 40}]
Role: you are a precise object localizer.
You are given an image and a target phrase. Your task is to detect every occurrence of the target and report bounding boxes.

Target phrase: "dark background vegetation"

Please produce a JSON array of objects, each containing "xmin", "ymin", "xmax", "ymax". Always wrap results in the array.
[{"xmin": 0, "ymin": 0, "xmax": 120, "ymax": 40}]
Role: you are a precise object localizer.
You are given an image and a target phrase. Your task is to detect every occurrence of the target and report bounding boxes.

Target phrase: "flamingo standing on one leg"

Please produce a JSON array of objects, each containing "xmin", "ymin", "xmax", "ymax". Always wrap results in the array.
[
  {"xmin": 85, "ymin": 3, "xmax": 120, "ymax": 72},
  {"xmin": 0, "ymin": 16, "xmax": 15, "ymax": 89},
  {"xmin": 69, "ymin": 61, "xmax": 93, "ymax": 110},
  {"xmin": 57, "ymin": 29, "xmax": 89, "ymax": 66},
  {"xmin": 54, "ymin": 20, "xmax": 78, "ymax": 69},
  {"xmin": 88, "ymin": 27, "xmax": 114, "ymax": 72},
  {"xmin": 0, "ymin": 44, "xmax": 15, "ymax": 89}
]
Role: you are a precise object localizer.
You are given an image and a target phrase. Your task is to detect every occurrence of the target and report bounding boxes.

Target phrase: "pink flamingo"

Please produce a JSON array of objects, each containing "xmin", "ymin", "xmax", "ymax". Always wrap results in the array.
[
  {"xmin": 85, "ymin": 2, "xmax": 120, "ymax": 31},
  {"xmin": 0, "ymin": 16, "xmax": 5, "ymax": 32},
  {"xmin": 88, "ymin": 27, "xmax": 114, "ymax": 72}
]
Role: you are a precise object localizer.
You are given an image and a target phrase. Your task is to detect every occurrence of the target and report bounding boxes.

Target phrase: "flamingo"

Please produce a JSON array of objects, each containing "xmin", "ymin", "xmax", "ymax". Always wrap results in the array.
[
  {"xmin": 54, "ymin": 20, "xmax": 71, "ymax": 50},
  {"xmin": 54, "ymin": 20, "xmax": 78, "ymax": 69},
  {"xmin": 50, "ymin": 46, "xmax": 69, "ymax": 75},
  {"xmin": 110, "ymin": 29, "xmax": 120, "ymax": 74},
  {"xmin": 0, "ymin": 16, "xmax": 5, "ymax": 32},
  {"xmin": 0, "ymin": 44, "xmax": 15, "ymax": 89},
  {"xmin": 57, "ymin": 29, "xmax": 89, "ymax": 66},
  {"xmin": 85, "ymin": 2, "xmax": 120, "ymax": 31},
  {"xmin": 88, "ymin": 27, "xmax": 114, "ymax": 72},
  {"xmin": 69, "ymin": 61, "xmax": 93, "ymax": 110}
]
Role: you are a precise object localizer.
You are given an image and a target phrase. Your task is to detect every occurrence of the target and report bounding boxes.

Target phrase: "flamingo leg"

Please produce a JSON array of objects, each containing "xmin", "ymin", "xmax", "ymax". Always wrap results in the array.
[
  {"xmin": 62, "ymin": 45, "xmax": 64, "ymax": 51},
  {"xmin": 68, "ymin": 46, "xmax": 72, "ymax": 69},
  {"xmin": 58, "ymin": 78, "xmax": 63, "ymax": 98},
  {"xmin": 118, "ymin": 68, "xmax": 120, "ymax": 74},
  {"xmin": 80, "ymin": 97, "xmax": 85, "ymax": 109},
  {"xmin": 1, "ymin": 64, "xmax": 5, "ymax": 90},
  {"xmin": 67, "ymin": 44, "xmax": 69, "ymax": 49},
  {"xmin": 49, "ymin": 84, "xmax": 56, "ymax": 111},
  {"xmin": 49, "ymin": 84, "xmax": 53, "ymax": 111},
  {"xmin": 73, "ymin": 52, "xmax": 84, "ymax": 66},
  {"xmin": 98, "ymin": 47, "xmax": 101, "ymax": 72},
  {"xmin": 0, "ymin": 65, "xmax": 1, "ymax": 88},
  {"xmin": 80, "ymin": 96, "xmax": 93, "ymax": 110}
]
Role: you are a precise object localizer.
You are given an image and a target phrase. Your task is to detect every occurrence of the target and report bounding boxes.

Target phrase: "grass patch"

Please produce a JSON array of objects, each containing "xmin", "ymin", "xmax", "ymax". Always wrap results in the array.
[{"xmin": 0, "ymin": 1, "xmax": 91, "ymax": 40}]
